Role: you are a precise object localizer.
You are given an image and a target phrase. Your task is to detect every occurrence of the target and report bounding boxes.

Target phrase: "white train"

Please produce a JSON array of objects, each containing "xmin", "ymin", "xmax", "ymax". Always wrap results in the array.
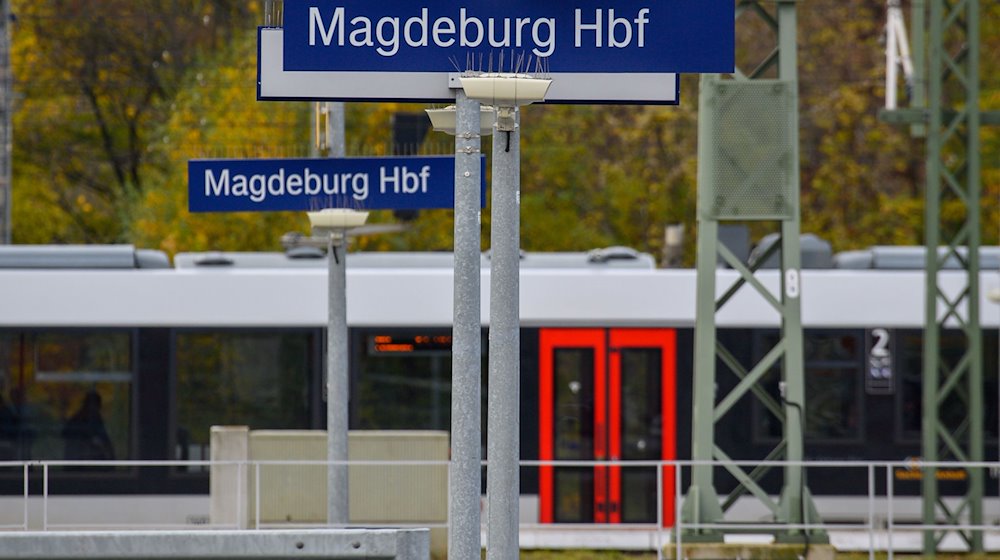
[{"xmin": 0, "ymin": 243, "xmax": 996, "ymax": 529}]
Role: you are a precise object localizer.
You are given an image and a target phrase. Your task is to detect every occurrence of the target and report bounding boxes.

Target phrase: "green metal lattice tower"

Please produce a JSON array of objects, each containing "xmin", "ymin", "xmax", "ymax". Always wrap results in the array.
[
  {"xmin": 882, "ymin": 0, "xmax": 999, "ymax": 554},
  {"xmin": 683, "ymin": 0, "xmax": 823, "ymax": 541}
]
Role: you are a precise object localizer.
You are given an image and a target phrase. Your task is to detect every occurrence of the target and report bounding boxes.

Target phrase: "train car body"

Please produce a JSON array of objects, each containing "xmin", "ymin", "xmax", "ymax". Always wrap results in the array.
[{"xmin": 0, "ymin": 244, "xmax": 997, "ymax": 527}]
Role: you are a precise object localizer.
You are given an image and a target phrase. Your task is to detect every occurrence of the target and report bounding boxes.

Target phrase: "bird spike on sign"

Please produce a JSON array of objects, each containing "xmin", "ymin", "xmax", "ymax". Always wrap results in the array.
[{"xmin": 459, "ymin": 51, "xmax": 552, "ymax": 131}]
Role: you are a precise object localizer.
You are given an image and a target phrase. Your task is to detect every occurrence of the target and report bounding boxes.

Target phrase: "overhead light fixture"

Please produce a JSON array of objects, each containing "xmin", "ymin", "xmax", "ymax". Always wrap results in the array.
[
  {"xmin": 307, "ymin": 208, "xmax": 370, "ymax": 232},
  {"xmin": 425, "ymin": 105, "xmax": 496, "ymax": 136},
  {"xmin": 460, "ymin": 73, "xmax": 552, "ymax": 131}
]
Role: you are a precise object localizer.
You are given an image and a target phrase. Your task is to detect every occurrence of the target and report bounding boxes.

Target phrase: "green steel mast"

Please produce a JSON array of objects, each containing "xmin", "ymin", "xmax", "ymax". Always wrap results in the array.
[
  {"xmin": 684, "ymin": 0, "xmax": 822, "ymax": 542},
  {"xmin": 922, "ymin": 0, "xmax": 982, "ymax": 551},
  {"xmin": 882, "ymin": 0, "xmax": 998, "ymax": 554}
]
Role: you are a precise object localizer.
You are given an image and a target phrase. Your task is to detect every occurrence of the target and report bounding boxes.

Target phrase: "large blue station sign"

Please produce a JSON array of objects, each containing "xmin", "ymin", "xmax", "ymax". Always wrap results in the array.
[
  {"xmin": 282, "ymin": 0, "xmax": 734, "ymax": 74},
  {"xmin": 188, "ymin": 156, "xmax": 484, "ymax": 212}
]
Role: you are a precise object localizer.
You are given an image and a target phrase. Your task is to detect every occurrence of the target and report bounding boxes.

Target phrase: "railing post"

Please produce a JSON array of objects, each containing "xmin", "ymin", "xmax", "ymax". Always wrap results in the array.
[
  {"xmin": 22, "ymin": 463, "xmax": 28, "ymax": 530},
  {"xmin": 867, "ymin": 463, "xmax": 875, "ymax": 560},
  {"xmin": 236, "ymin": 460, "xmax": 244, "ymax": 530},
  {"xmin": 42, "ymin": 463, "xmax": 48, "ymax": 531},
  {"xmin": 656, "ymin": 462, "xmax": 663, "ymax": 560},
  {"xmin": 675, "ymin": 461, "xmax": 682, "ymax": 560},
  {"xmin": 255, "ymin": 462, "xmax": 261, "ymax": 530},
  {"xmin": 887, "ymin": 463, "xmax": 894, "ymax": 560}
]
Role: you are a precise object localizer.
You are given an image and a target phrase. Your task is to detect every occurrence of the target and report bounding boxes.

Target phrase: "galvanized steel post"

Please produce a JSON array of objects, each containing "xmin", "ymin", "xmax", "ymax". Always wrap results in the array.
[
  {"xmin": 327, "ymin": 102, "xmax": 346, "ymax": 158},
  {"xmin": 487, "ymin": 108, "xmax": 520, "ymax": 560},
  {"xmin": 327, "ymin": 233, "xmax": 349, "ymax": 525},
  {"xmin": 450, "ymin": 90, "xmax": 483, "ymax": 559}
]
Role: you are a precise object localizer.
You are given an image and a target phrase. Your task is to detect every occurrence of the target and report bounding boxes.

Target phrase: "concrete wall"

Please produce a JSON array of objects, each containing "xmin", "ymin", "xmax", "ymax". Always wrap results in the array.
[{"xmin": 210, "ymin": 429, "xmax": 448, "ymax": 558}]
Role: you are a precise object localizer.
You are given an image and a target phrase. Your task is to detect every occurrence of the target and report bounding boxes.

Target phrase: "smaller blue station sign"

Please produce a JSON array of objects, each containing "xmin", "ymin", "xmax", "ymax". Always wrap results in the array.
[{"xmin": 188, "ymin": 156, "xmax": 483, "ymax": 212}]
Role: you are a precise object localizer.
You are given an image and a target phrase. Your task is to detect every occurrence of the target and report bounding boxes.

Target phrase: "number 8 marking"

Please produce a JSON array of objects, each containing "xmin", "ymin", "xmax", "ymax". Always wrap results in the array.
[{"xmin": 785, "ymin": 269, "xmax": 800, "ymax": 299}]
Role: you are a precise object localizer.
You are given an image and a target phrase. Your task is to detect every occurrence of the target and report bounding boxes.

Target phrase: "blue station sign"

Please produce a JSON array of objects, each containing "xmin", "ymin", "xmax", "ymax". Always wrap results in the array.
[
  {"xmin": 282, "ymin": 0, "xmax": 734, "ymax": 74},
  {"xmin": 188, "ymin": 156, "xmax": 484, "ymax": 212}
]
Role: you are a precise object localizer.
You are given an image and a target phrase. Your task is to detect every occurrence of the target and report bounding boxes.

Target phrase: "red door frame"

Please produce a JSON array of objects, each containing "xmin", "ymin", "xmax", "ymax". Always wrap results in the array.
[
  {"xmin": 539, "ymin": 328, "xmax": 676, "ymax": 526},
  {"xmin": 538, "ymin": 329, "xmax": 606, "ymax": 523},
  {"xmin": 607, "ymin": 329, "xmax": 676, "ymax": 526}
]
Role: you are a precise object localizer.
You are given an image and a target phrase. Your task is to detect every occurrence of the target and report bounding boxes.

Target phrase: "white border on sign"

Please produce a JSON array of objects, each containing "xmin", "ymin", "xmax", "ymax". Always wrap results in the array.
[{"xmin": 257, "ymin": 28, "xmax": 678, "ymax": 105}]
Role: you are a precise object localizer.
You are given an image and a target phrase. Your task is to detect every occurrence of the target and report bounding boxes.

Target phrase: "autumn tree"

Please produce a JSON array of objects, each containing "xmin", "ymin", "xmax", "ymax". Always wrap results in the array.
[
  {"xmin": 129, "ymin": 30, "xmax": 311, "ymax": 254},
  {"xmin": 11, "ymin": 0, "xmax": 998, "ymax": 257},
  {"xmin": 11, "ymin": 0, "xmax": 257, "ymax": 243},
  {"xmin": 798, "ymin": 0, "xmax": 999, "ymax": 249}
]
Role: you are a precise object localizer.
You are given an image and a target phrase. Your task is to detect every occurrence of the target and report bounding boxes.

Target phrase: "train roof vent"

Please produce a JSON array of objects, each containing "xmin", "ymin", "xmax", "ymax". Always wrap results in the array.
[
  {"xmin": 192, "ymin": 252, "xmax": 235, "ymax": 266},
  {"xmin": 831, "ymin": 250, "xmax": 873, "ymax": 269},
  {"xmin": 833, "ymin": 246, "xmax": 1000, "ymax": 269},
  {"xmin": 514, "ymin": 248, "xmax": 654, "ymax": 269},
  {"xmin": 135, "ymin": 249, "xmax": 171, "ymax": 269},
  {"xmin": 177, "ymin": 251, "xmax": 331, "ymax": 268},
  {"xmin": 286, "ymin": 246, "xmax": 326, "ymax": 259},
  {"xmin": 173, "ymin": 250, "xmax": 660, "ymax": 270},
  {"xmin": 587, "ymin": 246, "xmax": 640, "ymax": 263},
  {"xmin": 0, "ymin": 245, "xmax": 170, "ymax": 269},
  {"xmin": 717, "ymin": 225, "xmax": 750, "ymax": 268},
  {"xmin": 748, "ymin": 234, "xmax": 833, "ymax": 269}
]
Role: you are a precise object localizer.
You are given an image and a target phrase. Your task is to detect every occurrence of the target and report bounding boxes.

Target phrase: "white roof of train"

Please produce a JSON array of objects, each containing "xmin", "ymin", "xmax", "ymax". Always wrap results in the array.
[{"xmin": 0, "ymin": 246, "xmax": 996, "ymax": 329}]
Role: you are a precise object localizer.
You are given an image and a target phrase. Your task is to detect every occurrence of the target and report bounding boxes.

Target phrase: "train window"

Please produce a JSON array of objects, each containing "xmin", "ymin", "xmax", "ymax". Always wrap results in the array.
[
  {"xmin": 353, "ymin": 329, "xmax": 487, "ymax": 433},
  {"xmin": 620, "ymin": 348, "xmax": 662, "ymax": 523},
  {"xmin": 754, "ymin": 330, "xmax": 863, "ymax": 443},
  {"xmin": 897, "ymin": 329, "xmax": 999, "ymax": 442},
  {"xmin": 804, "ymin": 334, "xmax": 859, "ymax": 363},
  {"xmin": 553, "ymin": 347, "xmax": 596, "ymax": 523},
  {"xmin": 620, "ymin": 349, "xmax": 662, "ymax": 461},
  {"xmin": 987, "ymin": 332, "xmax": 999, "ymax": 440},
  {"xmin": 553, "ymin": 348, "xmax": 596, "ymax": 461},
  {"xmin": 0, "ymin": 331, "xmax": 133, "ymax": 463},
  {"xmin": 897, "ymin": 330, "xmax": 922, "ymax": 439},
  {"xmin": 173, "ymin": 331, "xmax": 312, "ymax": 460},
  {"xmin": 803, "ymin": 367, "xmax": 860, "ymax": 439},
  {"xmin": 34, "ymin": 332, "xmax": 131, "ymax": 382},
  {"xmin": 355, "ymin": 351, "xmax": 451, "ymax": 430}
]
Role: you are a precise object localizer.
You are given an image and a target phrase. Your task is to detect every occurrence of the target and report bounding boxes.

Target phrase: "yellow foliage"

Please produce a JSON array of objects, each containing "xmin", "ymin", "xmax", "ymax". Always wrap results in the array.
[
  {"xmin": 10, "ymin": 0, "xmax": 1000, "ymax": 259},
  {"xmin": 130, "ymin": 31, "xmax": 311, "ymax": 254}
]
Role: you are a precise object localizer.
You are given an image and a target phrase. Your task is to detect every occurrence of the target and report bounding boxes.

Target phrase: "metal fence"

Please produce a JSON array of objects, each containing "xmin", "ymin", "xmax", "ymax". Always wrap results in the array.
[{"xmin": 1, "ymin": 458, "xmax": 999, "ymax": 559}]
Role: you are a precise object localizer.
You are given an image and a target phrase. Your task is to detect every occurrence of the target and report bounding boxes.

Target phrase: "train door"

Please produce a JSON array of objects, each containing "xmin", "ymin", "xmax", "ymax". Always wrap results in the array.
[{"xmin": 538, "ymin": 328, "xmax": 676, "ymax": 526}]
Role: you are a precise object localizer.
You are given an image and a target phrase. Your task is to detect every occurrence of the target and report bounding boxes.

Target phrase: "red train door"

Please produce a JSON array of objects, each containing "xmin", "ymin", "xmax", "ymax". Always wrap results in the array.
[{"xmin": 539, "ymin": 328, "xmax": 676, "ymax": 526}]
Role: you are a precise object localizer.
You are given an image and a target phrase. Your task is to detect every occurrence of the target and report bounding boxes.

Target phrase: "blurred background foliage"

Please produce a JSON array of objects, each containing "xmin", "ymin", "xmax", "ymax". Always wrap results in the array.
[{"xmin": 7, "ymin": 0, "xmax": 999, "ymax": 263}]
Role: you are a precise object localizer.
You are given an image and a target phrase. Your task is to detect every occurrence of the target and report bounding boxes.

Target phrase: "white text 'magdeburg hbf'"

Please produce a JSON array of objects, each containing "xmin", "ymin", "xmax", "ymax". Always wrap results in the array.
[
  {"xmin": 203, "ymin": 166, "xmax": 432, "ymax": 204},
  {"xmin": 308, "ymin": 7, "xmax": 653, "ymax": 58}
]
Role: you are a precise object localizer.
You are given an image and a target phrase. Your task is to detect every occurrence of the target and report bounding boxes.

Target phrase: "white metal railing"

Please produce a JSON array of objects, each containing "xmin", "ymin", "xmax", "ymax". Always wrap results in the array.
[{"xmin": 1, "ymin": 458, "xmax": 999, "ymax": 559}]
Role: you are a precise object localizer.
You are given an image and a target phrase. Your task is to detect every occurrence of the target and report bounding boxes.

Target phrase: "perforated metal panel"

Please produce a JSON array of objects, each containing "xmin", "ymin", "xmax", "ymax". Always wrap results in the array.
[{"xmin": 703, "ymin": 80, "xmax": 796, "ymax": 220}]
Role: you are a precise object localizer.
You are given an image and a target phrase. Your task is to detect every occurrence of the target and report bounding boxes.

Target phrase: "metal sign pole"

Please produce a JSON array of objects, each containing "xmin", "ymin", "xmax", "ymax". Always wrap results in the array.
[
  {"xmin": 458, "ymin": 70, "xmax": 548, "ymax": 560},
  {"xmin": 318, "ymin": 96, "xmax": 349, "ymax": 526},
  {"xmin": 327, "ymin": 231, "xmax": 349, "ymax": 525},
  {"xmin": 449, "ymin": 90, "xmax": 483, "ymax": 559},
  {"xmin": 310, "ymin": 210, "xmax": 369, "ymax": 528},
  {"xmin": 327, "ymin": 102, "xmax": 346, "ymax": 158},
  {"xmin": 486, "ymin": 107, "xmax": 520, "ymax": 560}
]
